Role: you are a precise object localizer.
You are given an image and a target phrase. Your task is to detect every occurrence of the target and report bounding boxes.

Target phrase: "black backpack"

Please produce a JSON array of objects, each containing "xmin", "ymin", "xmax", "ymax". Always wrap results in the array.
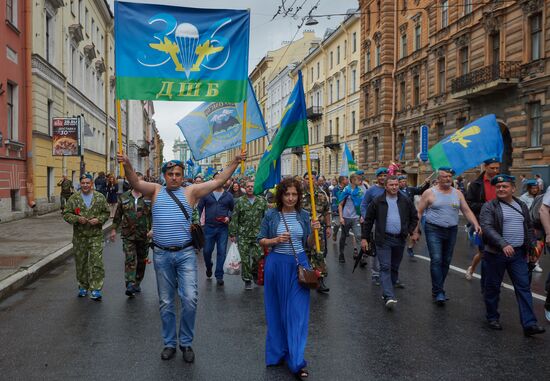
[{"xmin": 529, "ymin": 194, "xmax": 545, "ymax": 232}]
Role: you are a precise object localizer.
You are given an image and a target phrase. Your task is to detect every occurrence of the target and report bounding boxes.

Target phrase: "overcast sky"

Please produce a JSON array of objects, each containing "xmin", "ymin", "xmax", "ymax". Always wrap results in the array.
[{"xmin": 109, "ymin": 0, "xmax": 358, "ymax": 160}]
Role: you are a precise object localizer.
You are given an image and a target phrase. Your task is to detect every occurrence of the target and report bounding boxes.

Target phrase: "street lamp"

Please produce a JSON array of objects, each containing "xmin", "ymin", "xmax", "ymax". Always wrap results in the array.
[{"xmin": 305, "ymin": 16, "xmax": 319, "ymax": 26}]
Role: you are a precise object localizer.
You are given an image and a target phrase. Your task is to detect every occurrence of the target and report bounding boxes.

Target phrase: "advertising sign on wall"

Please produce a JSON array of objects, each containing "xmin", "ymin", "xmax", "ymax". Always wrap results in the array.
[{"xmin": 52, "ymin": 117, "xmax": 80, "ymax": 156}]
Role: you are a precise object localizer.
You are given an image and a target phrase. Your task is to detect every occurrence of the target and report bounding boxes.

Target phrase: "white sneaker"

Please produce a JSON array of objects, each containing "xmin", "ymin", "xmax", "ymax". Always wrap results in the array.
[
  {"xmin": 385, "ymin": 298, "xmax": 397, "ymax": 310},
  {"xmin": 545, "ymin": 308, "xmax": 550, "ymax": 323},
  {"xmin": 465, "ymin": 266, "xmax": 473, "ymax": 280},
  {"xmin": 534, "ymin": 264, "xmax": 543, "ymax": 273}
]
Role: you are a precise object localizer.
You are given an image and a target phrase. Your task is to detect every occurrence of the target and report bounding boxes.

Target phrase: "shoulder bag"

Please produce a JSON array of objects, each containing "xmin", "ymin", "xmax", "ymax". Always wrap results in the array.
[
  {"xmin": 280, "ymin": 212, "xmax": 320, "ymax": 289},
  {"xmin": 166, "ymin": 188, "xmax": 205, "ymax": 250}
]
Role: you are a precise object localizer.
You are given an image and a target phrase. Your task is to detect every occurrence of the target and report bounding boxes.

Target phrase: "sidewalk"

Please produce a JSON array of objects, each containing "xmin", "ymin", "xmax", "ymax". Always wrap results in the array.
[{"xmin": 0, "ymin": 211, "xmax": 112, "ymax": 301}]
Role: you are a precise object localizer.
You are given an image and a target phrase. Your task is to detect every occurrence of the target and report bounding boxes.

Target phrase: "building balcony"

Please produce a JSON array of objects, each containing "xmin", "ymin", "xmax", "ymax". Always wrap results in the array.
[
  {"xmin": 306, "ymin": 106, "xmax": 323, "ymax": 120},
  {"xmin": 291, "ymin": 146, "xmax": 304, "ymax": 155},
  {"xmin": 138, "ymin": 141, "xmax": 150, "ymax": 157},
  {"xmin": 323, "ymin": 135, "xmax": 340, "ymax": 149},
  {"xmin": 451, "ymin": 61, "xmax": 521, "ymax": 99}
]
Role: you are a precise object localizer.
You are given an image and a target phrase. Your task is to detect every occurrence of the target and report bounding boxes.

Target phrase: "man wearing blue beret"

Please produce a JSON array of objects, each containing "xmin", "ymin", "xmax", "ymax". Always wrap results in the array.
[{"xmin": 479, "ymin": 174, "xmax": 545, "ymax": 336}]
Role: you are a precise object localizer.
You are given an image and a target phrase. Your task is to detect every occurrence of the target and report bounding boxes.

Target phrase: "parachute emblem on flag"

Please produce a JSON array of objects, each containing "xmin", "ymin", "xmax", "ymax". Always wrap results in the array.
[
  {"xmin": 140, "ymin": 15, "xmax": 230, "ymax": 79},
  {"xmin": 443, "ymin": 125, "xmax": 481, "ymax": 148}
]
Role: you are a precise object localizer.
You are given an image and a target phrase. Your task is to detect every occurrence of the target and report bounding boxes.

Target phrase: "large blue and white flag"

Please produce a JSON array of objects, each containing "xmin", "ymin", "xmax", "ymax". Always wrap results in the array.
[
  {"xmin": 115, "ymin": 1, "xmax": 250, "ymax": 102},
  {"xmin": 176, "ymin": 80, "xmax": 267, "ymax": 160}
]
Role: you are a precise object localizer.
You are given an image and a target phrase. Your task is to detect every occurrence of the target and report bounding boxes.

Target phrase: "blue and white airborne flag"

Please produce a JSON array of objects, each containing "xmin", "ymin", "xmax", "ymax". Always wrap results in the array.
[
  {"xmin": 176, "ymin": 80, "xmax": 267, "ymax": 160},
  {"xmin": 340, "ymin": 143, "xmax": 358, "ymax": 176}
]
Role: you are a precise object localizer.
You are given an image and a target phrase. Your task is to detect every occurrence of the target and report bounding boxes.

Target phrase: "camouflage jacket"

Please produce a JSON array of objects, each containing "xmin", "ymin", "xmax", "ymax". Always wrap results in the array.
[
  {"xmin": 302, "ymin": 187, "xmax": 330, "ymax": 225},
  {"xmin": 58, "ymin": 179, "xmax": 74, "ymax": 196},
  {"xmin": 63, "ymin": 191, "xmax": 110, "ymax": 238},
  {"xmin": 228, "ymin": 195, "xmax": 268, "ymax": 240},
  {"xmin": 112, "ymin": 190, "xmax": 152, "ymax": 241}
]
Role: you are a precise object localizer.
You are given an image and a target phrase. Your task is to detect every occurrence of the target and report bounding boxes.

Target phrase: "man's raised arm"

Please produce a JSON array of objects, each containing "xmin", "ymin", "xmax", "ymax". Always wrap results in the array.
[
  {"xmin": 187, "ymin": 149, "xmax": 247, "ymax": 206},
  {"xmin": 117, "ymin": 153, "xmax": 159, "ymax": 197}
]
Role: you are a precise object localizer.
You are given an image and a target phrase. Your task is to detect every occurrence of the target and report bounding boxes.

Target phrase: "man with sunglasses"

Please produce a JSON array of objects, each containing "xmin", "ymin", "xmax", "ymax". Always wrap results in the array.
[
  {"xmin": 117, "ymin": 149, "xmax": 247, "ymax": 363},
  {"xmin": 229, "ymin": 180, "xmax": 268, "ymax": 289}
]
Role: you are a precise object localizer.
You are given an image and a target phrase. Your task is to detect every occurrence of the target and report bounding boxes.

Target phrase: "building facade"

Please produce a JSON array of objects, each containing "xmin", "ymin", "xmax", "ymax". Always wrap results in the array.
[
  {"xmin": 359, "ymin": 0, "xmax": 550, "ymax": 185},
  {"xmin": 0, "ymin": 0, "xmax": 29, "ymax": 221},
  {"xmin": 295, "ymin": 11, "xmax": 361, "ymax": 179}
]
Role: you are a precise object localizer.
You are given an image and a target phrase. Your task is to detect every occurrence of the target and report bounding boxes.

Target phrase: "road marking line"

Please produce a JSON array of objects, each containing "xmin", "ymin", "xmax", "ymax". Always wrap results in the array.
[{"xmin": 414, "ymin": 254, "xmax": 546, "ymax": 302}]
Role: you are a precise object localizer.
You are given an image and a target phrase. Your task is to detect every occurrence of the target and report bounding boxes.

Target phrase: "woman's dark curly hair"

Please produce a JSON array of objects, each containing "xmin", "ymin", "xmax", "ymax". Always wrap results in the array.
[{"xmin": 275, "ymin": 177, "xmax": 303, "ymax": 211}]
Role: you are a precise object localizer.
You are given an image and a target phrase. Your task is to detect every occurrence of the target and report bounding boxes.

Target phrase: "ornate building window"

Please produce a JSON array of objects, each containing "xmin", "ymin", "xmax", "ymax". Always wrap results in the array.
[
  {"xmin": 530, "ymin": 13, "xmax": 542, "ymax": 60},
  {"xmin": 529, "ymin": 102, "xmax": 542, "ymax": 147},
  {"xmin": 441, "ymin": 0, "xmax": 449, "ymax": 28},
  {"xmin": 413, "ymin": 75, "xmax": 420, "ymax": 106},
  {"xmin": 438, "ymin": 57, "xmax": 446, "ymax": 94}
]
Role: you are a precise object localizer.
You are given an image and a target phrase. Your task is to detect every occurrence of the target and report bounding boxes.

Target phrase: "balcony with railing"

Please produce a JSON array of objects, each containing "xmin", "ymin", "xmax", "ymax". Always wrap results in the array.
[
  {"xmin": 323, "ymin": 135, "xmax": 340, "ymax": 149},
  {"xmin": 451, "ymin": 61, "xmax": 521, "ymax": 99},
  {"xmin": 306, "ymin": 106, "xmax": 323, "ymax": 120}
]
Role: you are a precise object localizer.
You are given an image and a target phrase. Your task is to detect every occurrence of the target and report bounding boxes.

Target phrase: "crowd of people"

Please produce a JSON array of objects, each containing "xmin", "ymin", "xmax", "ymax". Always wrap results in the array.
[{"xmin": 58, "ymin": 151, "xmax": 550, "ymax": 380}]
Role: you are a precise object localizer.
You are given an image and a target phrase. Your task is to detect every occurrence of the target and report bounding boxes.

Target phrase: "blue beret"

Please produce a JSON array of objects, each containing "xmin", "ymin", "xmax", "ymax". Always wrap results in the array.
[
  {"xmin": 162, "ymin": 160, "xmax": 184, "ymax": 174},
  {"xmin": 398, "ymin": 175, "xmax": 407, "ymax": 180},
  {"xmin": 490, "ymin": 174, "xmax": 516, "ymax": 186},
  {"xmin": 80, "ymin": 173, "xmax": 93, "ymax": 181},
  {"xmin": 438, "ymin": 167, "xmax": 455, "ymax": 175},
  {"xmin": 525, "ymin": 179, "xmax": 538, "ymax": 187},
  {"xmin": 483, "ymin": 158, "xmax": 500, "ymax": 165},
  {"xmin": 355, "ymin": 170, "xmax": 365, "ymax": 175},
  {"xmin": 375, "ymin": 167, "xmax": 388, "ymax": 176}
]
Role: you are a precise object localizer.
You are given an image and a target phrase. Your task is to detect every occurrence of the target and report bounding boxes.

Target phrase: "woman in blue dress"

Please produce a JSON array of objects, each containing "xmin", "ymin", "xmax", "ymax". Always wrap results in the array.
[{"xmin": 258, "ymin": 177, "xmax": 320, "ymax": 379}]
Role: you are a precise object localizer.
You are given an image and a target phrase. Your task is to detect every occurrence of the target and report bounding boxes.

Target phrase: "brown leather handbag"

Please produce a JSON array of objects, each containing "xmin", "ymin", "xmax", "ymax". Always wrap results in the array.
[{"xmin": 280, "ymin": 212, "xmax": 320, "ymax": 290}]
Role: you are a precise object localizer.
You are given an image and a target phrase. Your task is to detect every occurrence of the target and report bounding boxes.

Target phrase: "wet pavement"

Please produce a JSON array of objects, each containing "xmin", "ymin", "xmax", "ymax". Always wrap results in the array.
[{"xmin": 0, "ymin": 227, "xmax": 549, "ymax": 380}]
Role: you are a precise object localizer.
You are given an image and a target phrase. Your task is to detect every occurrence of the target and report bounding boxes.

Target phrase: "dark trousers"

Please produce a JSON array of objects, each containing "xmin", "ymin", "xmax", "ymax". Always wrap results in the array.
[
  {"xmin": 203, "ymin": 225, "xmax": 229, "ymax": 280},
  {"xmin": 376, "ymin": 235, "xmax": 405, "ymax": 299},
  {"xmin": 483, "ymin": 248, "xmax": 537, "ymax": 328},
  {"xmin": 424, "ymin": 223, "xmax": 458, "ymax": 296}
]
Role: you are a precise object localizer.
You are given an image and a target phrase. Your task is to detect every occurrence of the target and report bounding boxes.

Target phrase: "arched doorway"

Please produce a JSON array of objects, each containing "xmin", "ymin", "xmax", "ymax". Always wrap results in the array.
[{"xmin": 497, "ymin": 121, "xmax": 513, "ymax": 175}]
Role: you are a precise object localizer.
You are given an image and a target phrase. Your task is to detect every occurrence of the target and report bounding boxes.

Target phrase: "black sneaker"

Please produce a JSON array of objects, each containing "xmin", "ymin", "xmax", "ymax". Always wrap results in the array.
[
  {"xmin": 161, "ymin": 347, "xmax": 176, "ymax": 360},
  {"xmin": 206, "ymin": 268, "xmax": 212, "ymax": 279},
  {"xmin": 339, "ymin": 254, "xmax": 345, "ymax": 263},
  {"xmin": 245, "ymin": 280, "xmax": 253, "ymax": 290},
  {"xmin": 217, "ymin": 279, "xmax": 224, "ymax": 286},
  {"xmin": 317, "ymin": 278, "xmax": 330, "ymax": 293},
  {"xmin": 181, "ymin": 346, "xmax": 195, "ymax": 363},
  {"xmin": 125, "ymin": 284, "xmax": 136, "ymax": 298}
]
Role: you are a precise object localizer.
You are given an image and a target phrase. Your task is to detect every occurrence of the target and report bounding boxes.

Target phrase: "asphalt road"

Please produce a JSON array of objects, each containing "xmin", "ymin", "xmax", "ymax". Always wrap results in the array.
[{"xmin": 0, "ymin": 228, "xmax": 549, "ymax": 381}]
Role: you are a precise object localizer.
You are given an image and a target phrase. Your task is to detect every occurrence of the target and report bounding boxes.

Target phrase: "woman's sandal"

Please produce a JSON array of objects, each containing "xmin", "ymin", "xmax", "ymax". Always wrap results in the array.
[{"xmin": 295, "ymin": 368, "xmax": 309, "ymax": 379}]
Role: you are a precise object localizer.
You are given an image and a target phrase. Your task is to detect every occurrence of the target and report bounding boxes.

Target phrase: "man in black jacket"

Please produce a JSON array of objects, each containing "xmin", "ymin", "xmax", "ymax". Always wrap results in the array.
[
  {"xmin": 479, "ymin": 174, "xmax": 545, "ymax": 336},
  {"xmin": 361, "ymin": 176, "xmax": 419, "ymax": 309},
  {"xmin": 465, "ymin": 158, "xmax": 500, "ymax": 282}
]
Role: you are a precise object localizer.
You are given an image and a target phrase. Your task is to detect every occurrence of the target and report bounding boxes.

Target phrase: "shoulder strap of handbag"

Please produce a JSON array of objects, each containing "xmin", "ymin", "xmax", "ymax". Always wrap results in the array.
[
  {"xmin": 498, "ymin": 199, "xmax": 524, "ymax": 217},
  {"xmin": 166, "ymin": 188, "xmax": 191, "ymax": 221},
  {"xmin": 279, "ymin": 211, "xmax": 300, "ymax": 266}
]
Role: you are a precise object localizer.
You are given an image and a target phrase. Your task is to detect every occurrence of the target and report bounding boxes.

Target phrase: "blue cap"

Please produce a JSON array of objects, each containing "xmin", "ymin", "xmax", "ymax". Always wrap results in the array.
[
  {"xmin": 483, "ymin": 158, "xmax": 500, "ymax": 165},
  {"xmin": 80, "ymin": 173, "xmax": 93, "ymax": 181},
  {"xmin": 375, "ymin": 167, "xmax": 388, "ymax": 176},
  {"xmin": 491, "ymin": 174, "xmax": 516, "ymax": 186},
  {"xmin": 438, "ymin": 167, "xmax": 455, "ymax": 175},
  {"xmin": 398, "ymin": 175, "xmax": 407, "ymax": 180},
  {"xmin": 162, "ymin": 160, "xmax": 184, "ymax": 174},
  {"xmin": 525, "ymin": 179, "xmax": 538, "ymax": 187},
  {"xmin": 355, "ymin": 170, "xmax": 365, "ymax": 175}
]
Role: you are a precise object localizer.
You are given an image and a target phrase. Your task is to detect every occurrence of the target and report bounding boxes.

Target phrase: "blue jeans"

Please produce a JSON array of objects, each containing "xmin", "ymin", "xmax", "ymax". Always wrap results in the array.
[
  {"xmin": 424, "ymin": 223, "xmax": 458, "ymax": 296},
  {"xmin": 203, "ymin": 225, "xmax": 229, "ymax": 280},
  {"xmin": 153, "ymin": 247, "xmax": 198, "ymax": 348},
  {"xmin": 376, "ymin": 235, "xmax": 405, "ymax": 299},
  {"xmin": 483, "ymin": 248, "xmax": 537, "ymax": 328}
]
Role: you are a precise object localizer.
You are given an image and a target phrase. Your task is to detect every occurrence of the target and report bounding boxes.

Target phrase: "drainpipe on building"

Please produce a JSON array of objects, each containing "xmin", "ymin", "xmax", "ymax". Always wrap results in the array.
[
  {"xmin": 390, "ymin": 1, "xmax": 398, "ymax": 162},
  {"xmin": 24, "ymin": 0, "xmax": 36, "ymax": 209}
]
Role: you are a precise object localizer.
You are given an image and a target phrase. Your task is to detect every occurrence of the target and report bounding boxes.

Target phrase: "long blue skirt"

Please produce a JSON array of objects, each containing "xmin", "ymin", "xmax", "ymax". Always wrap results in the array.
[{"xmin": 264, "ymin": 251, "xmax": 310, "ymax": 374}]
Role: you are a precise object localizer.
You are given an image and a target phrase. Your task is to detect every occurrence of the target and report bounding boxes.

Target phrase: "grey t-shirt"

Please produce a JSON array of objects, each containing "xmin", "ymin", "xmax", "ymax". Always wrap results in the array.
[{"xmin": 385, "ymin": 196, "xmax": 401, "ymax": 234}]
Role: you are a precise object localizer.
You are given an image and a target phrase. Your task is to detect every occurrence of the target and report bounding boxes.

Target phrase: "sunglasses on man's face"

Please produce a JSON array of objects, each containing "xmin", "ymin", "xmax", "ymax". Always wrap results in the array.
[{"xmin": 163, "ymin": 161, "xmax": 184, "ymax": 172}]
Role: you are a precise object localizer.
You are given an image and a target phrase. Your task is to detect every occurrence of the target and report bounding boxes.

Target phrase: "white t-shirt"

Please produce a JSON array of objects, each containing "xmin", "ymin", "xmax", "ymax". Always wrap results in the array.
[{"xmin": 543, "ymin": 186, "xmax": 550, "ymax": 207}]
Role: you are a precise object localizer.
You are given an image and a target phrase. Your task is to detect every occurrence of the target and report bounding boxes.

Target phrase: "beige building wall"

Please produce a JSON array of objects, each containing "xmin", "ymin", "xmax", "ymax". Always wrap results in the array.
[
  {"xmin": 31, "ymin": 0, "xmax": 115, "ymax": 212},
  {"xmin": 291, "ymin": 13, "xmax": 361, "ymax": 180}
]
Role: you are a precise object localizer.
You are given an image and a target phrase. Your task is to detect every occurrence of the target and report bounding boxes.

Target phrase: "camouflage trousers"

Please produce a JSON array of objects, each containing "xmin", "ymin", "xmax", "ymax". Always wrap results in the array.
[
  {"xmin": 73, "ymin": 235, "xmax": 105, "ymax": 291},
  {"xmin": 237, "ymin": 238, "xmax": 263, "ymax": 282},
  {"xmin": 308, "ymin": 227, "xmax": 328, "ymax": 276},
  {"xmin": 123, "ymin": 239, "xmax": 149, "ymax": 286}
]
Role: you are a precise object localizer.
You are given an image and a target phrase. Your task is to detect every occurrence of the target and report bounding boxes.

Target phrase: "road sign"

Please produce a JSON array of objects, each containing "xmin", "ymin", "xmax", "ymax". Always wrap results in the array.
[{"xmin": 419, "ymin": 124, "xmax": 429, "ymax": 162}]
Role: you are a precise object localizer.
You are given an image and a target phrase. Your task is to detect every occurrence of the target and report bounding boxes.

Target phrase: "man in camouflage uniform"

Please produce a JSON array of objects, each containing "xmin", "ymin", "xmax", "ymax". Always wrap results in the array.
[
  {"xmin": 229, "ymin": 180, "xmax": 268, "ymax": 290},
  {"xmin": 57, "ymin": 175, "xmax": 74, "ymax": 211},
  {"xmin": 63, "ymin": 173, "xmax": 110, "ymax": 300},
  {"xmin": 110, "ymin": 172, "xmax": 152, "ymax": 298},
  {"xmin": 302, "ymin": 173, "xmax": 332, "ymax": 293}
]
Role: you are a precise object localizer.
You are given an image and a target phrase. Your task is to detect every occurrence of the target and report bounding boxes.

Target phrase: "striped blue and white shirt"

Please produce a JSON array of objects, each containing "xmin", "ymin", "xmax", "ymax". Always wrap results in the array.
[
  {"xmin": 501, "ymin": 200, "xmax": 524, "ymax": 248},
  {"xmin": 273, "ymin": 211, "xmax": 304, "ymax": 255},
  {"xmin": 152, "ymin": 187, "xmax": 192, "ymax": 247}
]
